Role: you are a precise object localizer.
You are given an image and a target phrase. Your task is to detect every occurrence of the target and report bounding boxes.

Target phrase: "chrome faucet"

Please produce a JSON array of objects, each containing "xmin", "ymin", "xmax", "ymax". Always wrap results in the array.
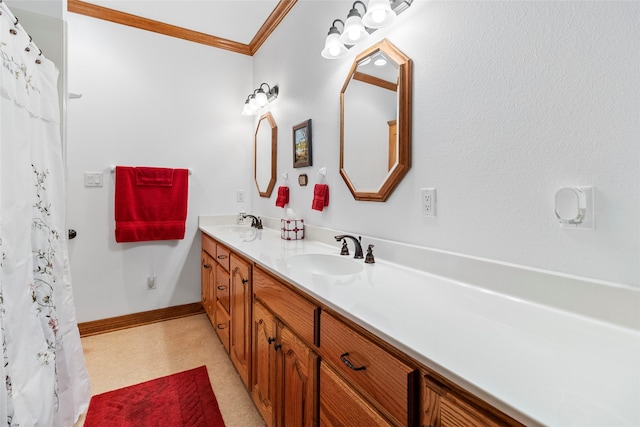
[
  {"xmin": 334, "ymin": 235, "xmax": 363, "ymax": 259},
  {"xmin": 243, "ymin": 214, "xmax": 263, "ymax": 229}
]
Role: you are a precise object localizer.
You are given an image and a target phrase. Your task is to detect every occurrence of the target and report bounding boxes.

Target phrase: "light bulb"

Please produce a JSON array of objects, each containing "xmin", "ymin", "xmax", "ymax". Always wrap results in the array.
[
  {"xmin": 322, "ymin": 30, "xmax": 348, "ymax": 59},
  {"xmin": 371, "ymin": 9, "xmax": 386, "ymax": 23},
  {"xmin": 255, "ymin": 90, "xmax": 268, "ymax": 107}
]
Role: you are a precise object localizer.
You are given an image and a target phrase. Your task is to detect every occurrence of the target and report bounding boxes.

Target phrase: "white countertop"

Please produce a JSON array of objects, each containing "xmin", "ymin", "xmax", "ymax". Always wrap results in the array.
[{"xmin": 199, "ymin": 217, "xmax": 640, "ymax": 427}]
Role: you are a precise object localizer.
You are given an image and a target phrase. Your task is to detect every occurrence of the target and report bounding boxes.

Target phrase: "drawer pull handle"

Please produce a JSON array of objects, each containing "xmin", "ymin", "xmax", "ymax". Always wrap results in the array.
[
  {"xmin": 268, "ymin": 337, "xmax": 276, "ymax": 344},
  {"xmin": 217, "ymin": 286, "xmax": 226, "ymax": 291},
  {"xmin": 216, "ymin": 323, "xmax": 226, "ymax": 329},
  {"xmin": 340, "ymin": 352, "xmax": 366, "ymax": 371},
  {"xmin": 241, "ymin": 278, "xmax": 249, "ymax": 285},
  {"xmin": 203, "ymin": 263, "xmax": 211, "ymax": 269},
  {"xmin": 217, "ymin": 255, "xmax": 228, "ymax": 260},
  {"xmin": 274, "ymin": 343, "xmax": 282, "ymax": 351}
]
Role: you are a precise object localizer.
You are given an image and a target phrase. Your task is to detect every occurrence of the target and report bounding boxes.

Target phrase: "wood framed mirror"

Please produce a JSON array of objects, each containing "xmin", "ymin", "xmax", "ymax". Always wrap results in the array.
[
  {"xmin": 340, "ymin": 39, "xmax": 412, "ymax": 201},
  {"xmin": 254, "ymin": 112, "xmax": 277, "ymax": 197}
]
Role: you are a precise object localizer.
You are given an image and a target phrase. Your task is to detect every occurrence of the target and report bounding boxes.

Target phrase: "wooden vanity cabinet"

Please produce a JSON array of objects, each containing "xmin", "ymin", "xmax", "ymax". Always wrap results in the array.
[
  {"xmin": 252, "ymin": 267, "xmax": 319, "ymax": 427},
  {"xmin": 202, "ymin": 232, "xmax": 525, "ymax": 427}
]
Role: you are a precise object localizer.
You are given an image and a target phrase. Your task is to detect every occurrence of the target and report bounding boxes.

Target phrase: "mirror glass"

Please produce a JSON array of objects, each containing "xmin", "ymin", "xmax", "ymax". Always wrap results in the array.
[
  {"xmin": 254, "ymin": 112, "xmax": 277, "ymax": 197},
  {"xmin": 340, "ymin": 39, "xmax": 412, "ymax": 201}
]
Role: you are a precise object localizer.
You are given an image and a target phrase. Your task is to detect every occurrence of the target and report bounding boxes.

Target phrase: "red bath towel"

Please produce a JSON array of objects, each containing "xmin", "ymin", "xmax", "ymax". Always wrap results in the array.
[
  {"xmin": 312, "ymin": 184, "xmax": 329, "ymax": 211},
  {"xmin": 115, "ymin": 166, "xmax": 189, "ymax": 242}
]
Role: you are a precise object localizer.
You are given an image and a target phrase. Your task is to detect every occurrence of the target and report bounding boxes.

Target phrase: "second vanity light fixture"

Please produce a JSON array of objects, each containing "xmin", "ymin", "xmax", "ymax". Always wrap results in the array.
[
  {"xmin": 321, "ymin": 0, "xmax": 413, "ymax": 59},
  {"xmin": 242, "ymin": 83, "xmax": 279, "ymax": 116}
]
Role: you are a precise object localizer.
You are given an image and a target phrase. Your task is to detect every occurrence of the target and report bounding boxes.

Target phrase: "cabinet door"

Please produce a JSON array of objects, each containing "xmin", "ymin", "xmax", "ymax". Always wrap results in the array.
[
  {"xmin": 230, "ymin": 254, "xmax": 252, "ymax": 388},
  {"xmin": 253, "ymin": 301, "xmax": 278, "ymax": 427},
  {"xmin": 319, "ymin": 361, "xmax": 391, "ymax": 426},
  {"xmin": 201, "ymin": 251, "xmax": 215, "ymax": 325},
  {"xmin": 279, "ymin": 324, "xmax": 317, "ymax": 427}
]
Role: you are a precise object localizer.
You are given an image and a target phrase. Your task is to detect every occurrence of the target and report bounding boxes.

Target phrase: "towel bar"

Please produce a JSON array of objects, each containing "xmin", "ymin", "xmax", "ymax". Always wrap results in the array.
[{"xmin": 110, "ymin": 166, "xmax": 192, "ymax": 175}]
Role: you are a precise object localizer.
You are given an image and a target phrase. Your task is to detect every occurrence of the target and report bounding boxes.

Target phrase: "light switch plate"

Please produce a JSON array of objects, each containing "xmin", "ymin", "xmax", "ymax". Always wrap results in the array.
[{"xmin": 84, "ymin": 172, "xmax": 103, "ymax": 187}]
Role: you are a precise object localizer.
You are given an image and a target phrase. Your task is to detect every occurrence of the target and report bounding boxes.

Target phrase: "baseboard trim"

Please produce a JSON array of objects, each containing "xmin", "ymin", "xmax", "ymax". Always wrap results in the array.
[{"xmin": 78, "ymin": 302, "xmax": 205, "ymax": 337}]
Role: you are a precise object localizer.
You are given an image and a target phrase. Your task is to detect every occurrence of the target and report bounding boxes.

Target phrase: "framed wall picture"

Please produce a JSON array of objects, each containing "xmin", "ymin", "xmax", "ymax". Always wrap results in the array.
[{"xmin": 293, "ymin": 119, "xmax": 312, "ymax": 168}]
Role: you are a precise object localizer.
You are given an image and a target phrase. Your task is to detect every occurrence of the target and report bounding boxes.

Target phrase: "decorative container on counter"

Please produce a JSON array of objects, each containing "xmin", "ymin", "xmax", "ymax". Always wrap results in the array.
[{"xmin": 281, "ymin": 219, "xmax": 304, "ymax": 240}]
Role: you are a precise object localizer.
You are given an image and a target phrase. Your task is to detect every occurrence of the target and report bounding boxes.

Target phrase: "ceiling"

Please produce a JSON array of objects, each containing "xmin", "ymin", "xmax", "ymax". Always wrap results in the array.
[{"xmin": 67, "ymin": 0, "xmax": 298, "ymax": 55}]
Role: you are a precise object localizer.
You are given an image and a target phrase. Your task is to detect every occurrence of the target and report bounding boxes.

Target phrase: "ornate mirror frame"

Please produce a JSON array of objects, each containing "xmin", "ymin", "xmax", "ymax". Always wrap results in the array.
[
  {"xmin": 340, "ymin": 38, "xmax": 412, "ymax": 201},
  {"xmin": 254, "ymin": 112, "xmax": 277, "ymax": 198}
]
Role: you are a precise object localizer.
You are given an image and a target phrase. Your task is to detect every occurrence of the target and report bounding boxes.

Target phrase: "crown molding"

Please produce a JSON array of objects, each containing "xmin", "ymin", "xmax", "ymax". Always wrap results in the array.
[{"xmin": 67, "ymin": 0, "xmax": 298, "ymax": 56}]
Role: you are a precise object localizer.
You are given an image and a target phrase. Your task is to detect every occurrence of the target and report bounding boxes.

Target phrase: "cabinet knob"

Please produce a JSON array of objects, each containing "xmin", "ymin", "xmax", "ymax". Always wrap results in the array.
[
  {"xmin": 217, "ymin": 255, "xmax": 228, "ymax": 260},
  {"xmin": 241, "ymin": 278, "xmax": 249, "ymax": 285},
  {"xmin": 203, "ymin": 264, "xmax": 211, "ymax": 269},
  {"xmin": 216, "ymin": 323, "xmax": 226, "ymax": 330},
  {"xmin": 217, "ymin": 285, "xmax": 226, "ymax": 290},
  {"xmin": 268, "ymin": 337, "xmax": 276, "ymax": 344},
  {"xmin": 274, "ymin": 343, "xmax": 282, "ymax": 351},
  {"xmin": 340, "ymin": 352, "xmax": 366, "ymax": 371}
]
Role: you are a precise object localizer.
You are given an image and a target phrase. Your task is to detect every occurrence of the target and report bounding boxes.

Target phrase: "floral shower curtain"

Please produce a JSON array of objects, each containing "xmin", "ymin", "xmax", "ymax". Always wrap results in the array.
[{"xmin": 0, "ymin": 4, "xmax": 90, "ymax": 426}]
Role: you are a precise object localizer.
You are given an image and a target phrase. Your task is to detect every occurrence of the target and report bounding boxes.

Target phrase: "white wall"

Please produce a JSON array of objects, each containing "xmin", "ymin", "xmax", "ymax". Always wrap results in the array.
[
  {"xmin": 66, "ymin": 13, "xmax": 253, "ymax": 321},
  {"xmin": 251, "ymin": 0, "xmax": 640, "ymax": 286},
  {"xmin": 64, "ymin": 1, "xmax": 639, "ymax": 323}
]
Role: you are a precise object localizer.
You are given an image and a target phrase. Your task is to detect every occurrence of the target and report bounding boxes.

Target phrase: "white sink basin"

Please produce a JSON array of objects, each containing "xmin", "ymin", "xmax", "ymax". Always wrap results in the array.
[
  {"xmin": 217, "ymin": 225, "xmax": 253, "ymax": 233},
  {"xmin": 287, "ymin": 254, "xmax": 364, "ymax": 276}
]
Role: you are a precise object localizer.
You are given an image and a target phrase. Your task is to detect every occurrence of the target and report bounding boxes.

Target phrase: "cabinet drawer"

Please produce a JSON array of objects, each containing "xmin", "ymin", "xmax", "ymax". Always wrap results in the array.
[
  {"xmin": 214, "ymin": 301, "xmax": 230, "ymax": 354},
  {"xmin": 321, "ymin": 311, "xmax": 417, "ymax": 426},
  {"xmin": 254, "ymin": 267, "xmax": 318, "ymax": 346},
  {"xmin": 202, "ymin": 233, "xmax": 216, "ymax": 257},
  {"xmin": 216, "ymin": 265, "xmax": 230, "ymax": 312},
  {"xmin": 216, "ymin": 244, "xmax": 231, "ymax": 271},
  {"xmin": 319, "ymin": 361, "xmax": 392, "ymax": 426}
]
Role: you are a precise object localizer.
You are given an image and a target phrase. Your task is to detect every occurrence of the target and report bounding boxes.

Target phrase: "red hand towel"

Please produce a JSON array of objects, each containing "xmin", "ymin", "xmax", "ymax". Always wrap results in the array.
[
  {"xmin": 115, "ymin": 166, "xmax": 189, "ymax": 243},
  {"xmin": 312, "ymin": 184, "xmax": 329, "ymax": 211},
  {"xmin": 275, "ymin": 186, "xmax": 289, "ymax": 208}
]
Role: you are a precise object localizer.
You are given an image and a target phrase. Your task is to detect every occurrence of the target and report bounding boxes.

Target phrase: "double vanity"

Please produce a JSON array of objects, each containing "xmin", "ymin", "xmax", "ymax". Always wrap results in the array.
[{"xmin": 200, "ymin": 215, "xmax": 640, "ymax": 427}]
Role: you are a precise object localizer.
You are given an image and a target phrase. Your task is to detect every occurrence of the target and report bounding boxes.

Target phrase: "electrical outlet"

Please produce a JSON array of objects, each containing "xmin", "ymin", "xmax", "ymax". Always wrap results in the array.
[
  {"xmin": 147, "ymin": 275, "xmax": 157, "ymax": 289},
  {"xmin": 236, "ymin": 190, "xmax": 245, "ymax": 203},
  {"xmin": 237, "ymin": 210, "xmax": 247, "ymax": 225},
  {"xmin": 420, "ymin": 188, "xmax": 436, "ymax": 217}
]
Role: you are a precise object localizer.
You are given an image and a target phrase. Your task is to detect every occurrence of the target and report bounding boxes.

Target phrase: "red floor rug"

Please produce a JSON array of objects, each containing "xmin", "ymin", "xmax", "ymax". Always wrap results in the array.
[{"xmin": 84, "ymin": 366, "xmax": 225, "ymax": 426}]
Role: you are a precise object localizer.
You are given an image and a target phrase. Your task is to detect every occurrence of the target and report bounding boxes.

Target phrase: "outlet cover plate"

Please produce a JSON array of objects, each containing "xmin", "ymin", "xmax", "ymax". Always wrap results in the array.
[{"xmin": 420, "ymin": 188, "xmax": 436, "ymax": 217}]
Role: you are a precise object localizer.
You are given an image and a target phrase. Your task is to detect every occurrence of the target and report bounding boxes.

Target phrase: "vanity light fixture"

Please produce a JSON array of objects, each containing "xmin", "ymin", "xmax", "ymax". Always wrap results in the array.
[
  {"xmin": 321, "ymin": 0, "xmax": 413, "ymax": 60},
  {"xmin": 241, "ymin": 83, "xmax": 279, "ymax": 116}
]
